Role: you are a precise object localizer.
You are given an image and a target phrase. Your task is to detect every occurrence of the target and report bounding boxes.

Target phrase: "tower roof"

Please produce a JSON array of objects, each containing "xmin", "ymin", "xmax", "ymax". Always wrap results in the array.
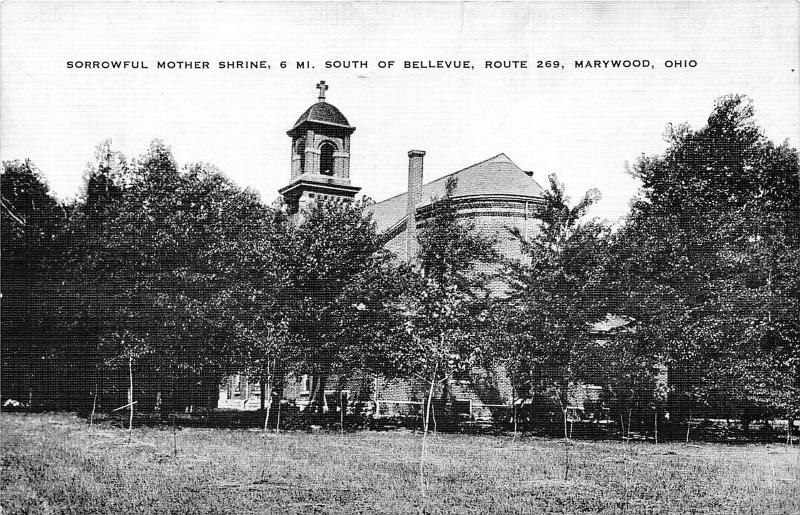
[
  {"xmin": 287, "ymin": 101, "xmax": 355, "ymax": 137},
  {"xmin": 293, "ymin": 101, "xmax": 351, "ymax": 128},
  {"xmin": 288, "ymin": 81, "xmax": 355, "ymax": 137}
]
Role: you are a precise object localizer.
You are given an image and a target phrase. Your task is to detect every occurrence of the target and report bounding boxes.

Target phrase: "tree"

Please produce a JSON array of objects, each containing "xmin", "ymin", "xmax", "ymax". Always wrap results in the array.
[
  {"xmin": 64, "ymin": 140, "xmax": 128, "ymax": 414},
  {"xmin": 612, "ymin": 94, "xmax": 800, "ymax": 430},
  {"xmin": 392, "ymin": 178, "xmax": 497, "ymax": 433},
  {"xmin": 281, "ymin": 198, "xmax": 400, "ymax": 415},
  {"xmin": 63, "ymin": 140, "xmax": 289, "ymax": 414},
  {"xmin": 498, "ymin": 174, "xmax": 607, "ymax": 435},
  {"xmin": 1, "ymin": 159, "xmax": 69, "ymax": 406},
  {"xmin": 373, "ymin": 179, "xmax": 497, "ymax": 502}
]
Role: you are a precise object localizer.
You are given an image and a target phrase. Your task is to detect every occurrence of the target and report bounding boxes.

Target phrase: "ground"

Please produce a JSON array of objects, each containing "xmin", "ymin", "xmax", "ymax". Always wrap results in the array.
[{"xmin": 2, "ymin": 413, "xmax": 799, "ymax": 514}]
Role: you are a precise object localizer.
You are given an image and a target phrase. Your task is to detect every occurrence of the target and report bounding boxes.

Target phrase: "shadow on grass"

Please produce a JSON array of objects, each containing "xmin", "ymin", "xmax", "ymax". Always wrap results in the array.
[{"xmin": 3, "ymin": 405, "xmax": 795, "ymax": 444}]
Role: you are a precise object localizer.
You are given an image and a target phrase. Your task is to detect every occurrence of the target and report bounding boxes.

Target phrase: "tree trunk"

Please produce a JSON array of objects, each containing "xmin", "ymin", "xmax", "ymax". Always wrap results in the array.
[
  {"xmin": 308, "ymin": 375, "xmax": 328, "ymax": 415},
  {"xmin": 90, "ymin": 374, "xmax": 99, "ymax": 428},
  {"xmin": 272, "ymin": 360, "xmax": 285, "ymax": 405},
  {"xmin": 424, "ymin": 367, "xmax": 436, "ymax": 435},
  {"xmin": 128, "ymin": 354, "xmax": 134, "ymax": 443},
  {"xmin": 263, "ymin": 359, "xmax": 273, "ymax": 434},
  {"xmin": 562, "ymin": 399, "xmax": 570, "ymax": 481},
  {"xmin": 276, "ymin": 400, "xmax": 282, "ymax": 434},
  {"xmin": 654, "ymin": 411, "xmax": 659, "ymax": 444},
  {"xmin": 167, "ymin": 375, "xmax": 176, "ymax": 418},
  {"xmin": 420, "ymin": 363, "xmax": 438, "ymax": 500},
  {"xmin": 318, "ymin": 375, "xmax": 328, "ymax": 414},
  {"xmin": 307, "ymin": 377, "xmax": 319, "ymax": 411},
  {"xmin": 339, "ymin": 389, "xmax": 346, "ymax": 434},
  {"xmin": 627, "ymin": 408, "xmax": 632, "ymax": 440},
  {"xmin": 206, "ymin": 376, "xmax": 217, "ymax": 411},
  {"xmin": 172, "ymin": 414, "xmax": 178, "ymax": 457},
  {"xmin": 685, "ymin": 411, "xmax": 692, "ymax": 444},
  {"xmin": 260, "ymin": 381, "xmax": 266, "ymax": 411},
  {"xmin": 264, "ymin": 397, "xmax": 272, "ymax": 433},
  {"xmin": 511, "ymin": 389, "xmax": 518, "ymax": 442}
]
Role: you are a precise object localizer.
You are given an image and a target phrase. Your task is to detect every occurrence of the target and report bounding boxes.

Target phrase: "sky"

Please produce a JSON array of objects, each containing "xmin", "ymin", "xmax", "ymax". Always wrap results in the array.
[{"xmin": 1, "ymin": 1, "xmax": 798, "ymax": 222}]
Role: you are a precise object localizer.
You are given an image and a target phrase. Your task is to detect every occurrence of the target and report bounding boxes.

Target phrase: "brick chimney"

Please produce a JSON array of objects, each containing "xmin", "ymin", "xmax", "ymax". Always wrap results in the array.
[{"xmin": 406, "ymin": 150, "xmax": 425, "ymax": 262}]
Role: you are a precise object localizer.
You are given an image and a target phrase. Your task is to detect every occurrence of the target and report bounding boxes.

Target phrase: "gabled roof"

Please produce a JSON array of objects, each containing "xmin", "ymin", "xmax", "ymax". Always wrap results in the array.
[{"xmin": 366, "ymin": 153, "xmax": 545, "ymax": 233}]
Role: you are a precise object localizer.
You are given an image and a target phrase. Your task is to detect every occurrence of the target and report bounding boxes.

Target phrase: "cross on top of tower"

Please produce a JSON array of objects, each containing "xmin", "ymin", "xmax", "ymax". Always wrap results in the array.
[{"xmin": 316, "ymin": 80, "xmax": 328, "ymax": 102}]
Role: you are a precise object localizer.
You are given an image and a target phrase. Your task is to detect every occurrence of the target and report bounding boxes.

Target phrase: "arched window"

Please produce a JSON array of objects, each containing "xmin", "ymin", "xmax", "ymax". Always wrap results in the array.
[
  {"xmin": 319, "ymin": 142, "xmax": 335, "ymax": 176},
  {"xmin": 295, "ymin": 138, "xmax": 306, "ymax": 173}
]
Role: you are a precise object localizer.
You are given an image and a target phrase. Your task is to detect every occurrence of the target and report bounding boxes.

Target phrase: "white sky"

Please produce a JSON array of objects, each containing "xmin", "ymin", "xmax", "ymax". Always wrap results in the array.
[{"xmin": 2, "ymin": 1, "xmax": 798, "ymax": 222}]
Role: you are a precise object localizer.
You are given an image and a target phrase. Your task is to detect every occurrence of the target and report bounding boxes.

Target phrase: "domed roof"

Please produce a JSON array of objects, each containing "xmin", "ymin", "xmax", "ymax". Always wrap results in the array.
[{"xmin": 291, "ymin": 101, "xmax": 353, "ymax": 130}]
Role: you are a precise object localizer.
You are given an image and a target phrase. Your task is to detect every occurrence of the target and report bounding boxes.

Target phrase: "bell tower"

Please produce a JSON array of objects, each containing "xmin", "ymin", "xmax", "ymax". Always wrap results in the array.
[{"xmin": 280, "ymin": 81, "xmax": 360, "ymax": 215}]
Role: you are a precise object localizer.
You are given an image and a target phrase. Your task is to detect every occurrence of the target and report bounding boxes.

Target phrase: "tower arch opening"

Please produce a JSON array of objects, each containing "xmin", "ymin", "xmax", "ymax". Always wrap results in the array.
[
  {"xmin": 319, "ymin": 142, "xmax": 335, "ymax": 176},
  {"xmin": 295, "ymin": 138, "xmax": 307, "ymax": 173}
]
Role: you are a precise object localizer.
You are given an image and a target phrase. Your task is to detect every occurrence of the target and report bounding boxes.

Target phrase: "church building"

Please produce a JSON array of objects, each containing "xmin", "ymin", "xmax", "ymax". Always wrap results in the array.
[{"xmin": 219, "ymin": 82, "xmax": 549, "ymax": 420}]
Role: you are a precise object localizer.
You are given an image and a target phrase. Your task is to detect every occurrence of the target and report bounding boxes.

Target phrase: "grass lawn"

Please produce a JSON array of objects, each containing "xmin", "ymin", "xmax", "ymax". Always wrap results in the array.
[{"xmin": 2, "ymin": 412, "xmax": 799, "ymax": 514}]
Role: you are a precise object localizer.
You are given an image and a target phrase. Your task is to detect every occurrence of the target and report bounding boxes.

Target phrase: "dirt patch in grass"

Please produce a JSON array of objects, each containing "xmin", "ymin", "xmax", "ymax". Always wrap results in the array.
[{"xmin": 2, "ymin": 412, "xmax": 799, "ymax": 514}]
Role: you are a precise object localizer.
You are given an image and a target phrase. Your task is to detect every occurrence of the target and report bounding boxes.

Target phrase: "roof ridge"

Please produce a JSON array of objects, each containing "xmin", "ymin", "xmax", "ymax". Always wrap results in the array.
[
  {"xmin": 367, "ymin": 153, "xmax": 520, "ymax": 207},
  {"xmin": 422, "ymin": 152, "xmax": 519, "ymax": 189}
]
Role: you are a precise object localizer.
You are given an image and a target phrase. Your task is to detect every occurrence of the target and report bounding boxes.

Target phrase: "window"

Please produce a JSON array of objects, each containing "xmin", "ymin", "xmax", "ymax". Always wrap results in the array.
[
  {"xmin": 299, "ymin": 374, "xmax": 310, "ymax": 395},
  {"xmin": 319, "ymin": 142, "xmax": 335, "ymax": 175},
  {"xmin": 295, "ymin": 138, "xmax": 306, "ymax": 173}
]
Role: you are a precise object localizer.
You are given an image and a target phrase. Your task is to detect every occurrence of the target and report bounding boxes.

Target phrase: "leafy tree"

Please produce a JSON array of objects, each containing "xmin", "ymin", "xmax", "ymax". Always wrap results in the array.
[
  {"xmin": 499, "ymin": 174, "xmax": 607, "ymax": 434},
  {"xmin": 63, "ymin": 140, "xmax": 289, "ymax": 414},
  {"xmin": 391, "ymin": 178, "xmax": 497, "ymax": 433},
  {"xmin": 1, "ymin": 160, "xmax": 68, "ymax": 405},
  {"xmin": 370, "ymin": 179, "xmax": 498, "ymax": 501},
  {"xmin": 62, "ymin": 141, "xmax": 128, "ymax": 413},
  {"xmin": 612, "ymin": 94, "xmax": 800, "ymax": 429},
  {"xmin": 281, "ymin": 198, "xmax": 401, "ymax": 414}
]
